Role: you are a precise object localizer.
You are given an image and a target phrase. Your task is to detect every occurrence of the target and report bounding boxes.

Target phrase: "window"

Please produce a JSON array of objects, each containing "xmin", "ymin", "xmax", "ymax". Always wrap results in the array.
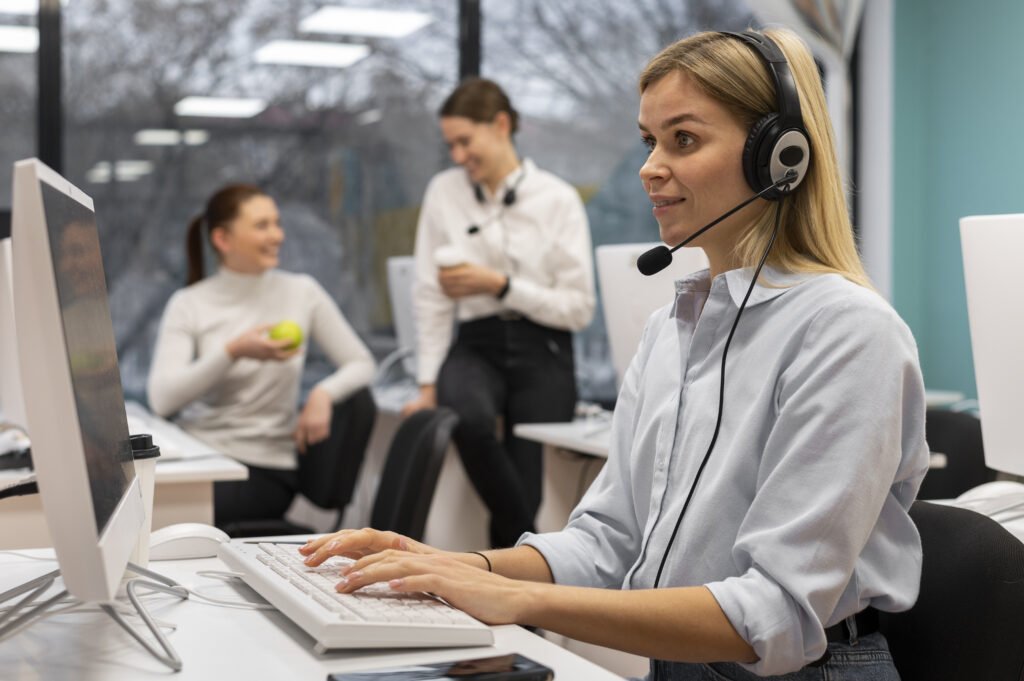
[
  {"xmin": 0, "ymin": 4, "xmax": 37, "ymax": 211},
  {"xmin": 62, "ymin": 0, "xmax": 458, "ymax": 400}
]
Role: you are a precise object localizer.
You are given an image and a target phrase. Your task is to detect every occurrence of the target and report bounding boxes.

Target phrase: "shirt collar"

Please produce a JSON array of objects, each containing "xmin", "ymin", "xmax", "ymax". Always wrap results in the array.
[
  {"xmin": 674, "ymin": 265, "xmax": 819, "ymax": 309},
  {"xmin": 498, "ymin": 158, "xmax": 534, "ymax": 193}
]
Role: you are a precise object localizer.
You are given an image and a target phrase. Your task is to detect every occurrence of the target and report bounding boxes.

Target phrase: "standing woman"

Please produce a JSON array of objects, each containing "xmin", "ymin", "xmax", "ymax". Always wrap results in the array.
[
  {"xmin": 304, "ymin": 29, "xmax": 929, "ymax": 680},
  {"xmin": 402, "ymin": 78, "xmax": 596, "ymax": 548},
  {"xmin": 148, "ymin": 185, "xmax": 376, "ymax": 531}
]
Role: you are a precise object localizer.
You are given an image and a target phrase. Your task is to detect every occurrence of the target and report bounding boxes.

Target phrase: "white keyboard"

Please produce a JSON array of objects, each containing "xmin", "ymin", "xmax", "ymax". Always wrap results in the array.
[{"xmin": 218, "ymin": 541, "xmax": 494, "ymax": 651}]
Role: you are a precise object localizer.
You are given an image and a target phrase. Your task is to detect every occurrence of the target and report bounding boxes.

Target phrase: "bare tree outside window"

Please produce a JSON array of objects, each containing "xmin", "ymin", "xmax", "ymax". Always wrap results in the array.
[
  {"xmin": 0, "ymin": 9, "xmax": 37, "ymax": 209},
  {"xmin": 62, "ymin": 0, "xmax": 458, "ymax": 402}
]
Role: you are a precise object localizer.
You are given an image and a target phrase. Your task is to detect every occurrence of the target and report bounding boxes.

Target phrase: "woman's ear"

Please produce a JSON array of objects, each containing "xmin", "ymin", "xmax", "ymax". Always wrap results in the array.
[
  {"xmin": 492, "ymin": 110, "xmax": 512, "ymax": 138},
  {"xmin": 209, "ymin": 225, "xmax": 231, "ymax": 257}
]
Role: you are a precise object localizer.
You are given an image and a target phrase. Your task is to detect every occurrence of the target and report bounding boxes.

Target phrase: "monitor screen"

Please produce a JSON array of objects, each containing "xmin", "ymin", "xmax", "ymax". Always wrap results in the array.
[{"xmin": 40, "ymin": 182, "xmax": 133, "ymax": 535}]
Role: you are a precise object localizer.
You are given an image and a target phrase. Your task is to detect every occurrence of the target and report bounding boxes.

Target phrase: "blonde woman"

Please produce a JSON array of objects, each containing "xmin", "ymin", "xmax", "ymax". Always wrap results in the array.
[{"xmin": 301, "ymin": 29, "xmax": 927, "ymax": 681}]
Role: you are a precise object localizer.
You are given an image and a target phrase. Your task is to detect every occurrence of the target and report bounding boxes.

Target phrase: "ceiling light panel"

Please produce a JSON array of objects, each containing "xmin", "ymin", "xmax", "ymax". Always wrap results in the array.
[
  {"xmin": 255, "ymin": 40, "xmax": 369, "ymax": 68},
  {"xmin": 300, "ymin": 7, "xmax": 432, "ymax": 39},
  {"xmin": 174, "ymin": 96, "xmax": 267, "ymax": 118},
  {"xmin": 0, "ymin": 25, "xmax": 37, "ymax": 52}
]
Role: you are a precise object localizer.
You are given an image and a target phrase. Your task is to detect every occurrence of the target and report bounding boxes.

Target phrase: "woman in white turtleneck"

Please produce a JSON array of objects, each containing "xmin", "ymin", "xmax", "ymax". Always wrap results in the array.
[{"xmin": 147, "ymin": 184, "xmax": 376, "ymax": 530}]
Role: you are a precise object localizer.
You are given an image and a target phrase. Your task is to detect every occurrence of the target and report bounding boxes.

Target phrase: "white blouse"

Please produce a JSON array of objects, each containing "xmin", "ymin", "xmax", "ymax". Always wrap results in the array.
[
  {"xmin": 412, "ymin": 158, "xmax": 595, "ymax": 384},
  {"xmin": 521, "ymin": 266, "xmax": 929, "ymax": 675}
]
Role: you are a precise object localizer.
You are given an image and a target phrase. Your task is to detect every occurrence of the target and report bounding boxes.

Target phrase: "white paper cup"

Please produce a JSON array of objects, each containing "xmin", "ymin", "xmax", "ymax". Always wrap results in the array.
[
  {"xmin": 434, "ymin": 245, "xmax": 466, "ymax": 269},
  {"xmin": 128, "ymin": 434, "xmax": 160, "ymax": 569}
]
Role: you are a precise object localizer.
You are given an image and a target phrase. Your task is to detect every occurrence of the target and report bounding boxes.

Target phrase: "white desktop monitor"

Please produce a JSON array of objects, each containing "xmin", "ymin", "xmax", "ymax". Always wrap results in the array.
[
  {"xmin": 960, "ymin": 213, "xmax": 1024, "ymax": 477},
  {"xmin": 386, "ymin": 255, "xmax": 417, "ymax": 376},
  {"xmin": 11, "ymin": 158, "xmax": 143, "ymax": 602},
  {"xmin": 0, "ymin": 236, "xmax": 25, "ymax": 426},
  {"xmin": 596, "ymin": 242, "xmax": 708, "ymax": 390}
]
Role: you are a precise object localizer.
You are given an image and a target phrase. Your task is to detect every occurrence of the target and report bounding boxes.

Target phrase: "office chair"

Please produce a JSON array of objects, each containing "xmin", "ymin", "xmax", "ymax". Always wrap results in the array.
[
  {"xmin": 221, "ymin": 387, "xmax": 377, "ymax": 538},
  {"xmin": 370, "ymin": 407, "xmax": 459, "ymax": 542},
  {"xmin": 919, "ymin": 408, "xmax": 997, "ymax": 500},
  {"xmin": 878, "ymin": 501, "xmax": 1024, "ymax": 681}
]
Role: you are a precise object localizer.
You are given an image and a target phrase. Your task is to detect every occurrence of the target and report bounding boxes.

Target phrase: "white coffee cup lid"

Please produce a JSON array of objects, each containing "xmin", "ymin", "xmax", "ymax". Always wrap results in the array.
[{"xmin": 434, "ymin": 245, "xmax": 466, "ymax": 268}]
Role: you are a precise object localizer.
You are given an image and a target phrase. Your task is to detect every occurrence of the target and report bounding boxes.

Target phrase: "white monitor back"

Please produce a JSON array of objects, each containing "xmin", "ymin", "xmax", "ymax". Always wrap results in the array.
[
  {"xmin": 960, "ymin": 214, "xmax": 1024, "ymax": 476},
  {"xmin": 386, "ymin": 256, "xmax": 417, "ymax": 376},
  {"xmin": 596, "ymin": 243, "xmax": 708, "ymax": 390},
  {"xmin": 0, "ymin": 237, "xmax": 25, "ymax": 426},
  {"xmin": 12, "ymin": 158, "xmax": 142, "ymax": 601}
]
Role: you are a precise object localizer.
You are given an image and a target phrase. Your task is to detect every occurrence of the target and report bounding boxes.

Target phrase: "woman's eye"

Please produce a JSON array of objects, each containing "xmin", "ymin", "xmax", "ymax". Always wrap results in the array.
[
  {"xmin": 641, "ymin": 136, "xmax": 655, "ymax": 152},
  {"xmin": 676, "ymin": 131, "xmax": 694, "ymax": 148}
]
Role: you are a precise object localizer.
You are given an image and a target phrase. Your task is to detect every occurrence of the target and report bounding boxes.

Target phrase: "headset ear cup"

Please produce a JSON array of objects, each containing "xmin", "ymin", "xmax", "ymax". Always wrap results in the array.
[{"xmin": 742, "ymin": 114, "xmax": 780, "ymax": 197}]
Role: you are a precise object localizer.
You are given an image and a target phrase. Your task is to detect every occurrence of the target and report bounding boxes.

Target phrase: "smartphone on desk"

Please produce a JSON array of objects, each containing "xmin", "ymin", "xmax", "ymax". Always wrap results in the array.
[{"xmin": 327, "ymin": 653, "xmax": 553, "ymax": 681}]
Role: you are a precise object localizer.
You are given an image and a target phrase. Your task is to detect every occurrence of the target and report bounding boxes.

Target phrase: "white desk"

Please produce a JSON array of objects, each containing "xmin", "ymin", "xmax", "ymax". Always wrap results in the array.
[
  {"xmin": 0, "ymin": 407, "xmax": 248, "ymax": 549},
  {"xmin": 515, "ymin": 410, "xmax": 952, "ymax": 470},
  {"xmin": 515, "ymin": 419, "xmax": 611, "ymax": 459},
  {"xmin": 0, "ymin": 550, "xmax": 625, "ymax": 680},
  {"xmin": 0, "ymin": 456, "xmax": 247, "ymax": 549}
]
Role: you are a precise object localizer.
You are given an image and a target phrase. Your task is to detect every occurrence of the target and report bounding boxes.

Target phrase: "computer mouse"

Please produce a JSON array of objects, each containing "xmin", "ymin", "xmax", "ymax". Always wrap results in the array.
[{"xmin": 149, "ymin": 522, "xmax": 230, "ymax": 561}]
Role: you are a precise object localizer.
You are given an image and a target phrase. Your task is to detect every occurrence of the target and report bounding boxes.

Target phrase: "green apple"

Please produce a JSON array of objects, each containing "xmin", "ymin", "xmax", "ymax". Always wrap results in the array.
[{"xmin": 269, "ymin": 320, "xmax": 304, "ymax": 350}]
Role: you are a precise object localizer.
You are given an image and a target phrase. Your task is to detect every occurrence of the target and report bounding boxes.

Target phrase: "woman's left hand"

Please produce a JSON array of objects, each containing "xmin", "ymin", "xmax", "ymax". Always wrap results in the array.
[
  {"xmin": 438, "ymin": 264, "xmax": 506, "ymax": 299},
  {"xmin": 294, "ymin": 387, "xmax": 333, "ymax": 453},
  {"xmin": 336, "ymin": 549, "xmax": 538, "ymax": 625}
]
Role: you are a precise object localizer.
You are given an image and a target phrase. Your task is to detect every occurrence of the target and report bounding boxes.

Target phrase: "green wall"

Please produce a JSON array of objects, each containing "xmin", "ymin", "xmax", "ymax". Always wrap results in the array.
[{"xmin": 893, "ymin": 0, "xmax": 1024, "ymax": 398}]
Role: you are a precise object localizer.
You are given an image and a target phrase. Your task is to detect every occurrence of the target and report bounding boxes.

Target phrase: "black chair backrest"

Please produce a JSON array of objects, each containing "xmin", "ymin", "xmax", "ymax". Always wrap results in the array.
[
  {"xmin": 370, "ymin": 407, "xmax": 458, "ymax": 542},
  {"xmin": 298, "ymin": 387, "xmax": 377, "ymax": 510},
  {"xmin": 920, "ymin": 409, "xmax": 996, "ymax": 500},
  {"xmin": 879, "ymin": 501, "xmax": 1024, "ymax": 681}
]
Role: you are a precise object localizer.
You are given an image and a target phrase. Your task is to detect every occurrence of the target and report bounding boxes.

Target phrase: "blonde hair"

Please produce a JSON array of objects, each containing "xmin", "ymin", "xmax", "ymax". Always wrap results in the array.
[{"xmin": 639, "ymin": 29, "xmax": 870, "ymax": 288}]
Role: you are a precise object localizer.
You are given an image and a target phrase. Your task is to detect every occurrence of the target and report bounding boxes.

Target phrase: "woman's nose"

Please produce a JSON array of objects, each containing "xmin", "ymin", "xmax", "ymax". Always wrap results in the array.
[{"xmin": 639, "ymin": 148, "xmax": 670, "ymax": 186}]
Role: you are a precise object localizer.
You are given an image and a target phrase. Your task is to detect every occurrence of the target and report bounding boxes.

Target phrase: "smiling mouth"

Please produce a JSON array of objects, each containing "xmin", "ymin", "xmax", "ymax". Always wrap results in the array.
[{"xmin": 652, "ymin": 198, "xmax": 685, "ymax": 208}]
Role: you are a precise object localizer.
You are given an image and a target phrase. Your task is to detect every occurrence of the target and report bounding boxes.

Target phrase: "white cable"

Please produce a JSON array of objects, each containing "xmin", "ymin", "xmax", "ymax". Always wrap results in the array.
[
  {"xmin": 185, "ymin": 571, "xmax": 276, "ymax": 610},
  {"xmin": 0, "ymin": 550, "xmax": 58, "ymax": 561},
  {"xmin": 0, "ymin": 599, "xmax": 88, "ymax": 644}
]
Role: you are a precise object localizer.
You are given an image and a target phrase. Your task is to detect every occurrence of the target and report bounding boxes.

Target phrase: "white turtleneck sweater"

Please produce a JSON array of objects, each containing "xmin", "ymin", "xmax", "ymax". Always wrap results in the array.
[{"xmin": 147, "ymin": 268, "xmax": 376, "ymax": 470}]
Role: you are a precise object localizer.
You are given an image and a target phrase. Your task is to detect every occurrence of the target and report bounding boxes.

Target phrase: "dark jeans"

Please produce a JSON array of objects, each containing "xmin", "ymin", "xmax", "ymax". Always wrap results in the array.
[
  {"xmin": 644, "ymin": 632, "xmax": 900, "ymax": 681},
  {"xmin": 214, "ymin": 388, "xmax": 374, "ymax": 528},
  {"xmin": 436, "ymin": 315, "xmax": 577, "ymax": 548}
]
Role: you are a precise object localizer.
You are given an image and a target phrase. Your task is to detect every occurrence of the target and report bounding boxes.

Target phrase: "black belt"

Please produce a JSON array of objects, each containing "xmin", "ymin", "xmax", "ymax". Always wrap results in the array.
[
  {"xmin": 824, "ymin": 607, "xmax": 879, "ymax": 643},
  {"xmin": 808, "ymin": 608, "xmax": 879, "ymax": 667}
]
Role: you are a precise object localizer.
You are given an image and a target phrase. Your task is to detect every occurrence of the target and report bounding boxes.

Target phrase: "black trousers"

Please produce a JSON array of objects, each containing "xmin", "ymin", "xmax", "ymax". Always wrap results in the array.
[
  {"xmin": 436, "ymin": 315, "xmax": 577, "ymax": 548},
  {"xmin": 213, "ymin": 388, "xmax": 374, "ymax": 529}
]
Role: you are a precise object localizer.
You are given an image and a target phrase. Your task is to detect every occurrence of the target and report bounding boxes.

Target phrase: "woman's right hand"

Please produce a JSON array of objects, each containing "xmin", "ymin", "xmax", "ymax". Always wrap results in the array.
[
  {"xmin": 226, "ymin": 324, "xmax": 298, "ymax": 361},
  {"xmin": 401, "ymin": 384, "xmax": 437, "ymax": 417}
]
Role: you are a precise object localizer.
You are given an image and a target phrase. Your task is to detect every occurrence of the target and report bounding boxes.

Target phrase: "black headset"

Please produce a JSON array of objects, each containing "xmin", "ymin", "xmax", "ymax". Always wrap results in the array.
[
  {"xmin": 472, "ymin": 164, "xmax": 526, "ymax": 207},
  {"xmin": 466, "ymin": 165, "xmax": 528, "ymax": 235},
  {"xmin": 723, "ymin": 30, "xmax": 811, "ymax": 201},
  {"xmin": 473, "ymin": 182, "xmax": 518, "ymax": 207}
]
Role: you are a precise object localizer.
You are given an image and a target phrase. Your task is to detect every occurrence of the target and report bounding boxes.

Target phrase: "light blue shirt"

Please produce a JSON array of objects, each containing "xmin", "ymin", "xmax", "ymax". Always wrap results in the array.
[{"xmin": 520, "ymin": 267, "xmax": 929, "ymax": 676}]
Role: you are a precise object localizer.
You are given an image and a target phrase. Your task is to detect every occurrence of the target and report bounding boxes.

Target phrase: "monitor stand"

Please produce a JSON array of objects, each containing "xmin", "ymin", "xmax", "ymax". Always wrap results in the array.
[{"xmin": 0, "ymin": 561, "xmax": 187, "ymax": 671}]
